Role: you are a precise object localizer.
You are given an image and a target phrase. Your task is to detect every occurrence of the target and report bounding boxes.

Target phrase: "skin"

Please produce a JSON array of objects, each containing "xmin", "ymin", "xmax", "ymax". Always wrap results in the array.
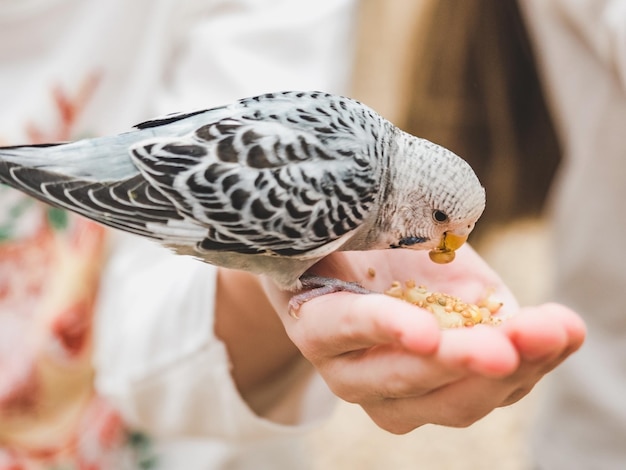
[{"xmin": 214, "ymin": 245, "xmax": 586, "ymax": 434}]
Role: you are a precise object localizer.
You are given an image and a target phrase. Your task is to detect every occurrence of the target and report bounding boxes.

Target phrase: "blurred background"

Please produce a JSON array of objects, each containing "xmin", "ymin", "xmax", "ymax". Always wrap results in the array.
[{"xmin": 0, "ymin": 0, "xmax": 610, "ymax": 468}]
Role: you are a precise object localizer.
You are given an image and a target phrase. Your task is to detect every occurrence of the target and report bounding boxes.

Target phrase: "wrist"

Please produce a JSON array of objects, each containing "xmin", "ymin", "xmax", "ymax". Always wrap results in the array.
[{"xmin": 214, "ymin": 268, "xmax": 302, "ymax": 412}]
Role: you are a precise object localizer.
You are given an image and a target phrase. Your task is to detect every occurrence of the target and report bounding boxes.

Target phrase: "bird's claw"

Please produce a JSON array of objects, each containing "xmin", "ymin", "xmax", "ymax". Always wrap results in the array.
[{"xmin": 288, "ymin": 275, "xmax": 372, "ymax": 318}]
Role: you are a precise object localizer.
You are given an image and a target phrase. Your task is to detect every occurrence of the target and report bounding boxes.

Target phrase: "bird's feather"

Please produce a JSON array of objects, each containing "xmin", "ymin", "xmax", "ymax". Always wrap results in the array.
[
  {"xmin": 0, "ymin": 91, "xmax": 384, "ymax": 256},
  {"xmin": 0, "ymin": 91, "xmax": 486, "ymax": 290},
  {"xmin": 131, "ymin": 115, "xmax": 378, "ymax": 256}
]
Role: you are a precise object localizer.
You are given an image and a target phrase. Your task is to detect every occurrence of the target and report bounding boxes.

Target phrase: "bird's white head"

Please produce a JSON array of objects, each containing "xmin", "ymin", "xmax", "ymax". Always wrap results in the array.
[{"xmin": 376, "ymin": 133, "xmax": 486, "ymax": 263}]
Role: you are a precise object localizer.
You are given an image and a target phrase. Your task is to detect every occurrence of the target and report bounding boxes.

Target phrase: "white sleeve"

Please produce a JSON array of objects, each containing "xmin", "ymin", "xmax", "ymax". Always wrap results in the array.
[
  {"xmin": 93, "ymin": 233, "xmax": 336, "ymax": 440},
  {"xmin": 553, "ymin": 0, "xmax": 626, "ymax": 90},
  {"xmin": 153, "ymin": 0, "xmax": 358, "ymax": 114}
]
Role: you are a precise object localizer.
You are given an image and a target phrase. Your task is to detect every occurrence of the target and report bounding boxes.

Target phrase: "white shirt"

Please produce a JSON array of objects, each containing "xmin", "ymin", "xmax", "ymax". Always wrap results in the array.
[{"xmin": 0, "ymin": 0, "xmax": 357, "ymax": 467}]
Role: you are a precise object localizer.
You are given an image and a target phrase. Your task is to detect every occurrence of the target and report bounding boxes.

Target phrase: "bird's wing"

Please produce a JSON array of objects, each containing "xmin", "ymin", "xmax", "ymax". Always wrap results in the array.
[
  {"xmin": 0, "ymin": 157, "xmax": 205, "ymax": 241},
  {"xmin": 131, "ymin": 115, "xmax": 379, "ymax": 257},
  {"xmin": 0, "ymin": 92, "xmax": 382, "ymax": 255}
]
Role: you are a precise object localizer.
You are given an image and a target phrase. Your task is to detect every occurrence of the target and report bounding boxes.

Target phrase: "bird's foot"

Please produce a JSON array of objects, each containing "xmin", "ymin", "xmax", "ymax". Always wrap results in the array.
[{"xmin": 288, "ymin": 275, "xmax": 373, "ymax": 318}]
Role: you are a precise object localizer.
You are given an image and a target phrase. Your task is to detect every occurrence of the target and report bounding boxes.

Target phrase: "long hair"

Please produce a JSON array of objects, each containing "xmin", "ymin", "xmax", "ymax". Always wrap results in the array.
[{"xmin": 401, "ymin": 0, "xmax": 561, "ymax": 235}]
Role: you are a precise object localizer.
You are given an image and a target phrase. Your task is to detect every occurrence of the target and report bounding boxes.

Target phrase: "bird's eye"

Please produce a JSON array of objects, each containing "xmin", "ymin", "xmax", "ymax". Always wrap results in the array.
[{"xmin": 432, "ymin": 210, "xmax": 449, "ymax": 223}]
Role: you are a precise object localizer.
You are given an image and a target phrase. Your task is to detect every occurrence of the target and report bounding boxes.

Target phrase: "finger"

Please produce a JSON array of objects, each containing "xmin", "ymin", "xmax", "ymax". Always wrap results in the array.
[
  {"xmin": 436, "ymin": 325, "xmax": 520, "ymax": 377},
  {"xmin": 502, "ymin": 303, "xmax": 586, "ymax": 363},
  {"xmin": 488, "ymin": 305, "xmax": 586, "ymax": 407},
  {"xmin": 319, "ymin": 322, "xmax": 520, "ymax": 403},
  {"xmin": 325, "ymin": 346, "xmax": 468, "ymax": 402},
  {"xmin": 290, "ymin": 293, "xmax": 441, "ymax": 359},
  {"xmin": 363, "ymin": 374, "xmax": 513, "ymax": 432},
  {"xmin": 539, "ymin": 303, "xmax": 586, "ymax": 355}
]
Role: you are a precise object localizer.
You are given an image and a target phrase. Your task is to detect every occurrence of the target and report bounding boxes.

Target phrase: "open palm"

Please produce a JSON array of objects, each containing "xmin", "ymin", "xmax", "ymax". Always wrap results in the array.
[{"xmin": 264, "ymin": 245, "xmax": 585, "ymax": 433}]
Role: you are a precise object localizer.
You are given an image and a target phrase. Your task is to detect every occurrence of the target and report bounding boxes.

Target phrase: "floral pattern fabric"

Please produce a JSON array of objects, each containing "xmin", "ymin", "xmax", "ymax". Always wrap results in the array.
[{"xmin": 0, "ymin": 75, "xmax": 155, "ymax": 470}]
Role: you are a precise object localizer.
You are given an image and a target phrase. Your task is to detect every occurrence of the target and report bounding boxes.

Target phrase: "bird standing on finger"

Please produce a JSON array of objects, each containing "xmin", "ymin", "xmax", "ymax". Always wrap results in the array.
[{"xmin": 0, "ymin": 91, "xmax": 485, "ymax": 302}]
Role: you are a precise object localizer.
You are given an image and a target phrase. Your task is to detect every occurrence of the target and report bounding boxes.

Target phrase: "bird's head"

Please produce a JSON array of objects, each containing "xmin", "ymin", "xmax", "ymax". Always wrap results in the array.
[{"xmin": 378, "ymin": 134, "xmax": 486, "ymax": 264}]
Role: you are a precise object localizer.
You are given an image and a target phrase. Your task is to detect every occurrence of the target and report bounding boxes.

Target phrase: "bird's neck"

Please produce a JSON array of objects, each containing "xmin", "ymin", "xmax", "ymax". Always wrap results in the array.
[{"xmin": 367, "ymin": 130, "xmax": 429, "ymax": 244}]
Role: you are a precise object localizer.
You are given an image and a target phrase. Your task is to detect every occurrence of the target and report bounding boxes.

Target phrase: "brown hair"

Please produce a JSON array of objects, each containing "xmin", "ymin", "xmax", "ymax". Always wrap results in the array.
[
  {"xmin": 352, "ymin": 0, "xmax": 561, "ymax": 237},
  {"xmin": 404, "ymin": 0, "xmax": 561, "ymax": 234}
]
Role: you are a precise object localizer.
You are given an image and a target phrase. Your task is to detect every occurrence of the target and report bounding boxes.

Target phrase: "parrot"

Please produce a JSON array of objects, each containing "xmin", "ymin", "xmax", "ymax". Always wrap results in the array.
[{"xmin": 0, "ymin": 91, "xmax": 485, "ymax": 306}]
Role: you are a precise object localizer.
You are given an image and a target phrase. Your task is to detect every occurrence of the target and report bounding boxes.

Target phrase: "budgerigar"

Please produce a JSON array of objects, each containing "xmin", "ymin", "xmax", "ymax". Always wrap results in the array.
[{"xmin": 0, "ymin": 91, "xmax": 485, "ymax": 302}]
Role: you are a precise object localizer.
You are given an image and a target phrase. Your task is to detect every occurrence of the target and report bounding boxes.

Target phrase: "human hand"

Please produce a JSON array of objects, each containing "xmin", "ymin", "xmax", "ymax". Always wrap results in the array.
[{"xmin": 262, "ymin": 245, "xmax": 586, "ymax": 433}]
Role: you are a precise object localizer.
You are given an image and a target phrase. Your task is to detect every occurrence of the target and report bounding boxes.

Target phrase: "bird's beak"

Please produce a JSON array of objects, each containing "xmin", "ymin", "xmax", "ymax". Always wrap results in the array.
[{"xmin": 428, "ymin": 231, "xmax": 468, "ymax": 264}]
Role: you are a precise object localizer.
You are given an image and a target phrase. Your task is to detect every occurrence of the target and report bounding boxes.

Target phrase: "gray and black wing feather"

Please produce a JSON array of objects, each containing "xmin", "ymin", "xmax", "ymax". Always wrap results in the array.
[
  {"xmin": 132, "ymin": 108, "xmax": 380, "ymax": 256},
  {"xmin": 0, "ymin": 157, "xmax": 187, "ymax": 240},
  {"xmin": 0, "ymin": 91, "xmax": 383, "ymax": 257}
]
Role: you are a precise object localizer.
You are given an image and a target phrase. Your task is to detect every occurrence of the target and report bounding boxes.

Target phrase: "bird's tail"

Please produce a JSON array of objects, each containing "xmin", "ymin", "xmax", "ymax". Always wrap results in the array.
[
  {"xmin": 0, "ymin": 132, "xmax": 144, "ymax": 181},
  {"xmin": 0, "ymin": 134, "xmax": 187, "ymax": 239}
]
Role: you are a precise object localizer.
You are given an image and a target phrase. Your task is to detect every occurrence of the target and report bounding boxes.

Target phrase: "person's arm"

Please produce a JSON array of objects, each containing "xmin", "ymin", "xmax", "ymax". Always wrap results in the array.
[
  {"xmin": 213, "ymin": 267, "xmax": 308, "ymax": 418},
  {"xmin": 94, "ymin": 233, "xmax": 336, "ymax": 439}
]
